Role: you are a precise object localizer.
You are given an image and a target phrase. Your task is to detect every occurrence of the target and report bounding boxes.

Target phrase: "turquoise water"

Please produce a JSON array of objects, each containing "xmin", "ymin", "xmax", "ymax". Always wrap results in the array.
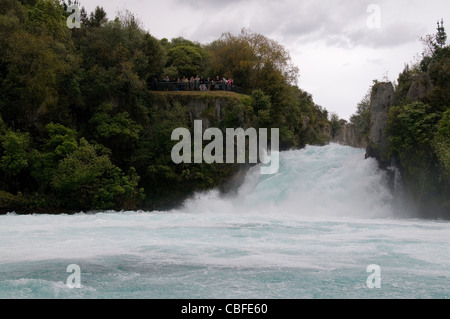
[{"xmin": 1, "ymin": 144, "xmax": 449, "ymax": 299}]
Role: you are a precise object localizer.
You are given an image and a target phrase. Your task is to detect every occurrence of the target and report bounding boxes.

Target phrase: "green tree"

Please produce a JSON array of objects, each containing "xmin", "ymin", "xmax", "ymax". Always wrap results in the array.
[
  {"xmin": 43, "ymin": 123, "xmax": 78, "ymax": 158},
  {"xmin": 0, "ymin": 131, "xmax": 30, "ymax": 177},
  {"xmin": 140, "ymin": 33, "xmax": 166, "ymax": 80},
  {"xmin": 434, "ymin": 110, "xmax": 450, "ymax": 174},
  {"xmin": 419, "ymin": 20, "xmax": 449, "ymax": 72},
  {"xmin": 0, "ymin": 3, "xmax": 77, "ymax": 128},
  {"xmin": 330, "ymin": 113, "xmax": 341, "ymax": 138},
  {"xmin": 26, "ymin": 0, "xmax": 69, "ymax": 41},
  {"xmin": 30, "ymin": 123, "xmax": 78, "ymax": 194},
  {"xmin": 88, "ymin": 103, "xmax": 143, "ymax": 166},
  {"xmin": 206, "ymin": 32, "xmax": 255, "ymax": 86},
  {"xmin": 437, "ymin": 19, "xmax": 447, "ymax": 48},
  {"xmin": 251, "ymin": 89, "xmax": 271, "ymax": 113},
  {"xmin": 165, "ymin": 43, "xmax": 208, "ymax": 77},
  {"xmin": 350, "ymin": 90, "xmax": 371, "ymax": 137},
  {"xmin": 206, "ymin": 29, "xmax": 299, "ymax": 91},
  {"xmin": 90, "ymin": 103, "xmax": 142, "ymax": 141},
  {"xmin": 388, "ymin": 102, "xmax": 443, "ymax": 205},
  {"xmin": 51, "ymin": 138, "xmax": 143, "ymax": 210},
  {"xmin": 87, "ymin": 6, "xmax": 107, "ymax": 28}
]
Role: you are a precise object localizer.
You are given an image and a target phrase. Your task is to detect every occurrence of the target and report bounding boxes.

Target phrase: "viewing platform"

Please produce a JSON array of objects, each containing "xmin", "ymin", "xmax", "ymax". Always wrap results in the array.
[
  {"xmin": 149, "ymin": 90, "xmax": 248, "ymax": 100},
  {"xmin": 150, "ymin": 81, "xmax": 248, "ymax": 95}
]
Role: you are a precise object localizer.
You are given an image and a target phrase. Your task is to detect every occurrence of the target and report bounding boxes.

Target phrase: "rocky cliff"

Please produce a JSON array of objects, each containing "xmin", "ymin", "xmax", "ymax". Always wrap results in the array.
[
  {"xmin": 150, "ymin": 91, "xmax": 248, "ymax": 128},
  {"xmin": 333, "ymin": 123, "xmax": 367, "ymax": 149},
  {"xmin": 365, "ymin": 75, "xmax": 436, "ymax": 165},
  {"xmin": 365, "ymin": 82, "xmax": 395, "ymax": 166},
  {"xmin": 407, "ymin": 74, "xmax": 435, "ymax": 101}
]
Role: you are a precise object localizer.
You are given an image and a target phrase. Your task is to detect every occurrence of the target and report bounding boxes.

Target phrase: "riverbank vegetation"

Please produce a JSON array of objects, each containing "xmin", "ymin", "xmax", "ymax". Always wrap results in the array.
[{"xmin": 352, "ymin": 21, "xmax": 450, "ymax": 217}]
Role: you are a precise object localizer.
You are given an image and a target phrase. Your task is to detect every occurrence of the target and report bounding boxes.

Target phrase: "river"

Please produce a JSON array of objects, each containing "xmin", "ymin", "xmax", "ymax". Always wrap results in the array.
[{"xmin": 1, "ymin": 144, "xmax": 449, "ymax": 298}]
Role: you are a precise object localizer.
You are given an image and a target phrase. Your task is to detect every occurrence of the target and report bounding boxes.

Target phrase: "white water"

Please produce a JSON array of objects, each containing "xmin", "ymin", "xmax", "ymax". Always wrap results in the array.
[{"xmin": 1, "ymin": 144, "xmax": 449, "ymax": 299}]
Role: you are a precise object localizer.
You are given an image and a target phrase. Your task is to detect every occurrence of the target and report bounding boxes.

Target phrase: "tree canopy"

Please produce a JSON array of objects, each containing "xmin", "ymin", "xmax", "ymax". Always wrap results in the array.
[{"xmin": 206, "ymin": 29, "xmax": 299, "ymax": 91}]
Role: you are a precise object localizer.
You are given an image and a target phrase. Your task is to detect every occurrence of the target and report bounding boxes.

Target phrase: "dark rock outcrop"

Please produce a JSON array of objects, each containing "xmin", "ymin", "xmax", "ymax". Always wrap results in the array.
[
  {"xmin": 365, "ymin": 82, "xmax": 395, "ymax": 165},
  {"xmin": 407, "ymin": 74, "xmax": 434, "ymax": 101}
]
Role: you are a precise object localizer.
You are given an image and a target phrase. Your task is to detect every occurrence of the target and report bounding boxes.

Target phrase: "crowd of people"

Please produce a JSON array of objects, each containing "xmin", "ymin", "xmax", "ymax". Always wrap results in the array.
[{"xmin": 152, "ymin": 75, "xmax": 235, "ymax": 92}]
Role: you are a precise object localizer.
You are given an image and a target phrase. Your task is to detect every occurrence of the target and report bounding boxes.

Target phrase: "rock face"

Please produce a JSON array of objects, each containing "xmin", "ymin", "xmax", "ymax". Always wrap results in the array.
[
  {"xmin": 365, "ymin": 76, "xmax": 435, "ymax": 164},
  {"xmin": 365, "ymin": 82, "xmax": 395, "ymax": 165},
  {"xmin": 187, "ymin": 98, "xmax": 232, "ymax": 129},
  {"xmin": 407, "ymin": 74, "xmax": 434, "ymax": 101},
  {"xmin": 153, "ymin": 93, "xmax": 245, "ymax": 130},
  {"xmin": 322, "ymin": 123, "xmax": 332, "ymax": 138},
  {"xmin": 333, "ymin": 124, "xmax": 367, "ymax": 149}
]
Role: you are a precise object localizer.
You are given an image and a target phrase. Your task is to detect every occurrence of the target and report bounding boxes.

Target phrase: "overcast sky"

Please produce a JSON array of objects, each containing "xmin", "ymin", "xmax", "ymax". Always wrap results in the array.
[{"xmin": 81, "ymin": 0, "xmax": 450, "ymax": 120}]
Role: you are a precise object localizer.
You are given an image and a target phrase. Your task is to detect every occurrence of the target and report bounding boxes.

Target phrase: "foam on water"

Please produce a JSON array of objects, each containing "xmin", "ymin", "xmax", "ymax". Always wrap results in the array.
[
  {"xmin": 181, "ymin": 144, "xmax": 394, "ymax": 219},
  {"xmin": 1, "ymin": 144, "xmax": 449, "ymax": 298}
]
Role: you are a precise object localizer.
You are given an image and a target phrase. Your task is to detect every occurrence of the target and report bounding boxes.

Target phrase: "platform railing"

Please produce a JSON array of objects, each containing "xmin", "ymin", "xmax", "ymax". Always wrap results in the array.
[{"xmin": 150, "ymin": 81, "xmax": 247, "ymax": 94}]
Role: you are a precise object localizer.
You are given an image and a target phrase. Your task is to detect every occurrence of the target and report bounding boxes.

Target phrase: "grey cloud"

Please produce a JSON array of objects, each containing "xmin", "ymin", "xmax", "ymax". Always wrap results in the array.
[
  {"xmin": 172, "ymin": 0, "xmax": 257, "ymax": 10},
  {"xmin": 267, "ymin": 0, "xmax": 422, "ymax": 49},
  {"xmin": 346, "ymin": 22, "xmax": 426, "ymax": 48},
  {"xmin": 171, "ymin": 0, "xmax": 429, "ymax": 49}
]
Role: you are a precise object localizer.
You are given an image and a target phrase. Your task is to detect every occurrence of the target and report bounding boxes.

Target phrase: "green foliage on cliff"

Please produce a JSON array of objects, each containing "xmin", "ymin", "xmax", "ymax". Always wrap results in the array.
[
  {"xmin": 386, "ymin": 24, "xmax": 450, "ymax": 216},
  {"xmin": 350, "ymin": 90, "xmax": 371, "ymax": 139},
  {"xmin": 0, "ymin": 0, "xmax": 330, "ymax": 213},
  {"xmin": 388, "ymin": 103, "xmax": 445, "ymax": 209}
]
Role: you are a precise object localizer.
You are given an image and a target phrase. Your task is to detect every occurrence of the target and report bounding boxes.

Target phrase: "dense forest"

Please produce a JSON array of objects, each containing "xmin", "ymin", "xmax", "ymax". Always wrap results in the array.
[{"xmin": 0, "ymin": 0, "xmax": 331, "ymax": 213}]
